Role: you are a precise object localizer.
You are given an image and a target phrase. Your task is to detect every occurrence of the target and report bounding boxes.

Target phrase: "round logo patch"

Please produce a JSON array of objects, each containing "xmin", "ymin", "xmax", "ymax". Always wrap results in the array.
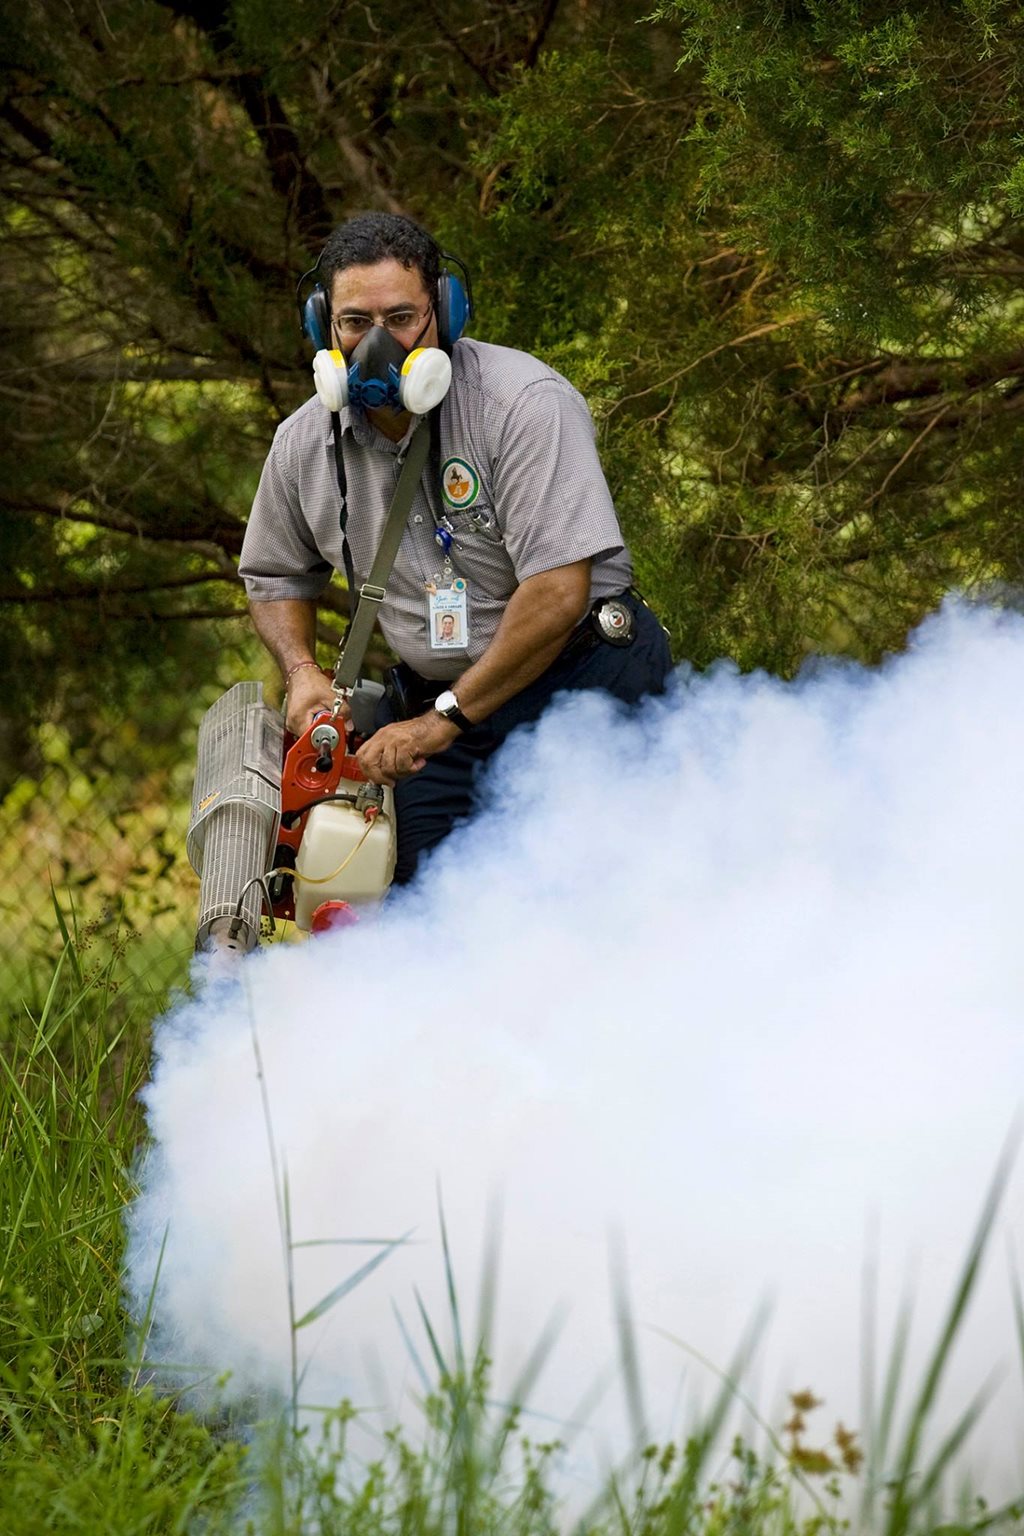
[{"xmin": 441, "ymin": 457, "xmax": 480, "ymax": 510}]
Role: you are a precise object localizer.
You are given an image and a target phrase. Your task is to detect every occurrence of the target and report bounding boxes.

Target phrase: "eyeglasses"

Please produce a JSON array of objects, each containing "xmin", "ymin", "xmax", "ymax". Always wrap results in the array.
[{"xmin": 332, "ymin": 303, "xmax": 433, "ymax": 340}]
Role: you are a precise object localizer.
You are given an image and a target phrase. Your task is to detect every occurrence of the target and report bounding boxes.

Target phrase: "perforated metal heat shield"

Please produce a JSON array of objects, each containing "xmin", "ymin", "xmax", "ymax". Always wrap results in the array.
[{"xmin": 187, "ymin": 683, "xmax": 283, "ymax": 952}]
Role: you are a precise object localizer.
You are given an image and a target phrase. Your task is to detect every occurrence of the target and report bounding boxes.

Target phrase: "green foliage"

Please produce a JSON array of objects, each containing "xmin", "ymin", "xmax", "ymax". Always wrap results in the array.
[
  {"xmin": 0, "ymin": 627, "xmax": 273, "ymax": 1014},
  {"xmin": 4, "ymin": 0, "xmax": 1024, "ymax": 732},
  {"xmin": 470, "ymin": 2, "xmax": 1024, "ymax": 671},
  {"xmin": 0, "ymin": 940, "xmax": 247, "ymax": 1531},
  {"xmin": 0, "ymin": 1385, "xmax": 247, "ymax": 1535},
  {"xmin": 654, "ymin": 1, "xmax": 1024, "ymax": 331},
  {"xmin": 1, "ymin": 0, "xmax": 1022, "ymax": 1022}
]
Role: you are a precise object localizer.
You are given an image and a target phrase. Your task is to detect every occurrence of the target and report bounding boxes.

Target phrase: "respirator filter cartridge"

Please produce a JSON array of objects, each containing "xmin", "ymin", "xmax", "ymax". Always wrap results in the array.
[
  {"xmin": 311, "ymin": 344, "xmax": 452, "ymax": 415},
  {"xmin": 399, "ymin": 347, "xmax": 452, "ymax": 414},
  {"xmin": 312, "ymin": 348, "xmax": 348, "ymax": 412}
]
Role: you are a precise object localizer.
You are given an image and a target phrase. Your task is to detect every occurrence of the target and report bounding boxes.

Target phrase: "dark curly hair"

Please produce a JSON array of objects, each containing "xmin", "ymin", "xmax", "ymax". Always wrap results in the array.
[{"xmin": 318, "ymin": 213, "xmax": 442, "ymax": 305}]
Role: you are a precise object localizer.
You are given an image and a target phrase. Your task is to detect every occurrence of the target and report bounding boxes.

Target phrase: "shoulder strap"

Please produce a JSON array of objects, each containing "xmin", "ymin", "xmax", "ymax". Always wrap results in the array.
[
  {"xmin": 331, "ymin": 417, "xmax": 432, "ymax": 696},
  {"xmin": 330, "ymin": 411, "xmax": 357, "ymax": 631}
]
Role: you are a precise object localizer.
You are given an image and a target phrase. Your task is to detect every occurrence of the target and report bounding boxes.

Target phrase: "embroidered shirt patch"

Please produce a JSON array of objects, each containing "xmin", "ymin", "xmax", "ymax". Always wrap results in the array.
[{"xmin": 441, "ymin": 456, "xmax": 481, "ymax": 509}]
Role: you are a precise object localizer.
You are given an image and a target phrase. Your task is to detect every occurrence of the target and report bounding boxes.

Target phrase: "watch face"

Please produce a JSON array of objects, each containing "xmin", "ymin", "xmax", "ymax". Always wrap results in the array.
[{"xmin": 434, "ymin": 689, "xmax": 457, "ymax": 717}]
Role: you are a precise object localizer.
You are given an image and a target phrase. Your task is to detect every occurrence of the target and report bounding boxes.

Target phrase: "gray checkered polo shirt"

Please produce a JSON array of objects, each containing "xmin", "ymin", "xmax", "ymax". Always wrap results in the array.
[{"xmin": 239, "ymin": 336, "xmax": 634, "ymax": 681}]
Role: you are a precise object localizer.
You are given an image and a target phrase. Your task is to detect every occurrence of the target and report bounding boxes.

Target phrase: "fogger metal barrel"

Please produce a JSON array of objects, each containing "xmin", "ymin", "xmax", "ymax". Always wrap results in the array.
[{"xmin": 186, "ymin": 683, "xmax": 283, "ymax": 952}]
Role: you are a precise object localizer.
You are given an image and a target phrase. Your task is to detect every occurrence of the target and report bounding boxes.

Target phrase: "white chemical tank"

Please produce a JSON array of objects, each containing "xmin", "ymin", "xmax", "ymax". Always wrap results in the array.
[{"xmin": 293, "ymin": 793, "xmax": 397, "ymax": 930}]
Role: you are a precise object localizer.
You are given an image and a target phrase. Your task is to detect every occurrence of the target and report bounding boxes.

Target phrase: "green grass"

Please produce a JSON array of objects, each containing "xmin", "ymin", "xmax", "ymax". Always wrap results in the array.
[
  {"xmin": 1, "ymin": 933, "xmax": 1022, "ymax": 1534},
  {"xmin": 0, "ymin": 928, "xmax": 247, "ymax": 1533}
]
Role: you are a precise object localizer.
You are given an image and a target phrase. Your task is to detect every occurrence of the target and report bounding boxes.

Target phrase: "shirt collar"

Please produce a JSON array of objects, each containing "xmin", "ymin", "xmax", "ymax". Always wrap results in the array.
[{"xmin": 338, "ymin": 404, "xmax": 415, "ymax": 455}]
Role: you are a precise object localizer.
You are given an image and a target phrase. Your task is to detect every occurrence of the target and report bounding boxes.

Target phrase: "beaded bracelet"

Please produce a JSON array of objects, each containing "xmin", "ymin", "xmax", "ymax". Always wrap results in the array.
[{"xmin": 283, "ymin": 659, "xmax": 323, "ymax": 687}]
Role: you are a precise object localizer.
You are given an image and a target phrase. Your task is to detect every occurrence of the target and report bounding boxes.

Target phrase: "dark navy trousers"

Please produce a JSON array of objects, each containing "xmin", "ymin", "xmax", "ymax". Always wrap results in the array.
[{"xmin": 375, "ymin": 594, "xmax": 673, "ymax": 884}]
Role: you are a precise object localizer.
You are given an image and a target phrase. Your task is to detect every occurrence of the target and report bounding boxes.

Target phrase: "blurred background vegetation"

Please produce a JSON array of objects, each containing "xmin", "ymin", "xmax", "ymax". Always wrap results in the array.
[{"xmin": 2, "ymin": 0, "xmax": 1023, "ymax": 1008}]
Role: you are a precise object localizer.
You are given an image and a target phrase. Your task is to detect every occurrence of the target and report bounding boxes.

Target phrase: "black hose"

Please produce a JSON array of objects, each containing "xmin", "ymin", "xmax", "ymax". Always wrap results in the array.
[
  {"xmin": 280, "ymin": 791, "xmax": 361, "ymax": 829},
  {"xmin": 229, "ymin": 873, "xmax": 278, "ymax": 942}
]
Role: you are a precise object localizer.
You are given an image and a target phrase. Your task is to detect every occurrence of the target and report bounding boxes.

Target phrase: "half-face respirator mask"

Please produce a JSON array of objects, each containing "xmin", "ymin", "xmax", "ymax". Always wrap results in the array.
[{"xmin": 311, "ymin": 321, "xmax": 453, "ymax": 417}]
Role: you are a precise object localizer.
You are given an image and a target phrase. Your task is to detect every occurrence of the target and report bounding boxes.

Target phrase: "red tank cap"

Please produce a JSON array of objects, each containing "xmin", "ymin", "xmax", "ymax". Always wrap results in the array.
[{"xmin": 310, "ymin": 900, "xmax": 359, "ymax": 936}]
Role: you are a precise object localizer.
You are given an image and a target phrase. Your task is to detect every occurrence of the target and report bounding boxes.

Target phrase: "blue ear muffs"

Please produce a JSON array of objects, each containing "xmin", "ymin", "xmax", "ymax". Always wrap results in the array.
[
  {"xmin": 298, "ymin": 251, "xmax": 474, "ymax": 356},
  {"xmin": 300, "ymin": 285, "xmax": 331, "ymax": 351},
  {"xmin": 436, "ymin": 267, "xmax": 471, "ymax": 352}
]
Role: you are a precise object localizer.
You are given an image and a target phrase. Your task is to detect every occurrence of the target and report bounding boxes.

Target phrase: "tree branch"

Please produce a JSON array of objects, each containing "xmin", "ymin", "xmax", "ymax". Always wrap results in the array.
[
  {"xmin": 861, "ymin": 406, "xmax": 954, "ymax": 510},
  {"xmin": 2, "ymin": 572, "xmax": 243, "ymax": 605},
  {"xmin": 423, "ymin": 0, "xmax": 498, "ymax": 95},
  {"xmin": 62, "ymin": 358, "xmax": 301, "ymax": 382},
  {"xmin": 88, "ymin": 604, "xmax": 248, "ymax": 622},
  {"xmin": 154, "ymin": 0, "xmax": 335, "ymax": 244},
  {"xmin": 611, "ymin": 317, "xmax": 806, "ymax": 414},
  {"xmin": 523, "ymin": 0, "xmax": 561, "ymax": 69},
  {"xmin": 308, "ymin": 67, "xmax": 408, "ymax": 216},
  {"xmin": 4, "ymin": 497, "xmax": 247, "ymax": 556},
  {"xmin": 841, "ymin": 350, "xmax": 1024, "ymax": 413}
]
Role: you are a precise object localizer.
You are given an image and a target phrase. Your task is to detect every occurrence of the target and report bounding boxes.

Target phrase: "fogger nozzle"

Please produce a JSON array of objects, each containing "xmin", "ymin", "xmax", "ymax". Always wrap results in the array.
[{"xmin": 186, "ymin": 683, "xmax": 283, "ymax": 953}]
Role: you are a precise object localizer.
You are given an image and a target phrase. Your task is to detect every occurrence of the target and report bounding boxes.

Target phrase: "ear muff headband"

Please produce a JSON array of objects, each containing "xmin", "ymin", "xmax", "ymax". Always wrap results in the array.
[
  {"xmin": 296, "ymin": 250, "xmax": 474, "ymax": 355},
  {"xmin": 435, "ymin": 252, "xmax": 473, "ymax": 353},
  {"xmin": 302, "ymin": 289, "xmax": 330, "ymax": 352},
  {"xmin": 296, "ymin": 263, "xmax": 330, "ymax": 350}
]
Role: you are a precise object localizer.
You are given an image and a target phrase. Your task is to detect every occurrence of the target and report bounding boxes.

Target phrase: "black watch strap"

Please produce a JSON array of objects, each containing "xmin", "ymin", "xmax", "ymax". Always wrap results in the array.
[
  {"xmin": 434, "ymin": 689, "xmax": 475, "ymax": 732},
  {"xmin": 437, "ymin": 702, "xmax": 474, "ymax": 732}
]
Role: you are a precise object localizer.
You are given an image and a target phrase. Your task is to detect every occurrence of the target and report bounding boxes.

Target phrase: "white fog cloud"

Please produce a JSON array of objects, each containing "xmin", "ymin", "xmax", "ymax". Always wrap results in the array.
[{"xmin": 126, "ymin": 598, "xmax": 1024, "ymax": 1499}]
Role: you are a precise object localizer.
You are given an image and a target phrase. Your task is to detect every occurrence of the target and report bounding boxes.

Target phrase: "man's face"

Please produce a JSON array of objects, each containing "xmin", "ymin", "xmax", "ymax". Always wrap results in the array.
[
  {"xmin": 441, "ymin": 615, "xmax": 455, "ymax": 637},
  {"xmin": 330, "ymin": 258, "xmax": 439, "ymax": 355}
]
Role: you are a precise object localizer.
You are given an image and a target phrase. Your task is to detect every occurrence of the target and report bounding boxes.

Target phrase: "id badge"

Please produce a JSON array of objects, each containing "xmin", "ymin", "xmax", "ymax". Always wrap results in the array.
[{"xmin": 428, "ymin": 578, "xmax": 469, "ymax": 650}]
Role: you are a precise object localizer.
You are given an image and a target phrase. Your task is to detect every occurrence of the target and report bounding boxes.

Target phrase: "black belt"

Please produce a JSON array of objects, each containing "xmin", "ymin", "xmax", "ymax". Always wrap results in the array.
[
  {"xmin": 387, "ymin": 590, "xmax": 641, "ymax": 721},
  {"xmin": 385, "ymin": 662, "xmax": 451, "ymax": 719}
]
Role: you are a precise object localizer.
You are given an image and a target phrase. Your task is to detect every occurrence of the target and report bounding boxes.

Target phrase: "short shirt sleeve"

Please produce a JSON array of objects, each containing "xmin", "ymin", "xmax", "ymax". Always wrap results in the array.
[
  {"xmin": 239, "ymin": 426, "xmax": 333, "ymax": 602},
  {"xmin": 490, "ymin": 379, "xmax": 624, "ymax": 583}
]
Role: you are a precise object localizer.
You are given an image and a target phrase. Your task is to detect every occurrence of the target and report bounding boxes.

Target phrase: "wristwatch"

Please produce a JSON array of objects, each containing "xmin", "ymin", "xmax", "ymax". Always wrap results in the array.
[{"xmin": 434, "ymin": 689, "xmax": 474, "ymax": 732}]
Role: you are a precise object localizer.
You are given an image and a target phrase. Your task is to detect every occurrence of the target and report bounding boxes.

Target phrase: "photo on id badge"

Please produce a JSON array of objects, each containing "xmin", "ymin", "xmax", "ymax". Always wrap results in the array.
[{"xmin": 429, "ymin": 581, "xmax": 468, "ymax": 650}]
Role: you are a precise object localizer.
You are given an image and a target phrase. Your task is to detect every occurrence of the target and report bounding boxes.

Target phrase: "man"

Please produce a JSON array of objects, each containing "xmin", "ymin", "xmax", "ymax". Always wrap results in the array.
[
  {"xmin": 436, "ymin": 612, "xmax": 459, "ymax": 646},
  {"xmin": 239, "ymin": 213, "xmax": 672, "ymax": 882}
]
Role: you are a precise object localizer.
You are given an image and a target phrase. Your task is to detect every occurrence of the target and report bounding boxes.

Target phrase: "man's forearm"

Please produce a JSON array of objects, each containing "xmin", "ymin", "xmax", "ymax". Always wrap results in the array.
[
  {"xmin": 249, "ymin": 598, "xmax": 318, "ymax": 675},
  {"xmin": 452, "ymin": 560, "xmax": 591, "ymax": 722},
  {"xmin": 354, "ymin": 560, "xmax": 592, "ymax": 786}
]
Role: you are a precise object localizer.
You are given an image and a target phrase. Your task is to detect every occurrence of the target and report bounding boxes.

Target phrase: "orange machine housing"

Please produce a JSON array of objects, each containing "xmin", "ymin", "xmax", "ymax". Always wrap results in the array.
[{"xmin": 269, "ymin": 699, "xmax": 377, "ymax": 925}]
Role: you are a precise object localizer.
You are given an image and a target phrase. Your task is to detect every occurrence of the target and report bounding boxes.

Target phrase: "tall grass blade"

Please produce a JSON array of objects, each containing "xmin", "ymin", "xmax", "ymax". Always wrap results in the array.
[
  {"xmin": 887, "ymin": 1127, "xmax": 1020, "ymax": 1535},
  {"xmin": 1009, "ymin": 1248, "xmax": 1024, "ymax": 1386},
  {"xmin": 650, "ymin": 1300, "xmax": 835, "ymax": 1522},
  {"xmin": 475, "ymin": 1194, "xmax": 503, "ymax": 1361},
  {"xmin": 32, "ymin": 937, "xmax": 74, "ymax": 1035},
  {"xmin": 414, "ymin": 1286, "xmax": 450, "ymax": 1380},
  {"xmin": 0, "ymin": 1048, "xmax": 51, "ymax": 1271},
  {"xmin": 291, "ymin": 1236, "xmax": 416, "ymax": 1248},
  {"xmin": 861, "ymin": 1213, "xmax": 879, "ymax": 1452},
  {"xmin": 610, "ymin": 1232, "xmax": 648, "ymax": 1453},
  {"xmin": 128, "ymin": 1225, "xmax": 170, "ymax": 1393},
  {"xmin": 863, "ymin": 1289, "xmax": 913, "ymax": 1521},
  {"xmin": 651, "ymin": 1299, "xmax": 774, "ymax": 1464},
  {"xmin": 48, "ymin": 886, "xmax": 84, "ymax": 987},
  {"xmin": 282, "ymin": 1167, "xmax": 299, "ymax": 1430},
  {"xmin": 245, "ymin": 988, "xmax": 288, "ymax": 1277},
  {"xmin": 485, "ymin": 1302, "xmax": 570, "ymax": 1468},
  {"xmin": 436, "ymin": 1185, "xmax": 466, "ymax": 1381},
  {"xmin": 914, "ymin": 1381, "xmax": 998, "ymax": 1509},
  {"xmin": 392, "ymin": 1298, "xmax": 434, "ymax": 1394},
  {"xmin": 294, "ymin": 1232, "xmax": 412, "ymax": 1329}
]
